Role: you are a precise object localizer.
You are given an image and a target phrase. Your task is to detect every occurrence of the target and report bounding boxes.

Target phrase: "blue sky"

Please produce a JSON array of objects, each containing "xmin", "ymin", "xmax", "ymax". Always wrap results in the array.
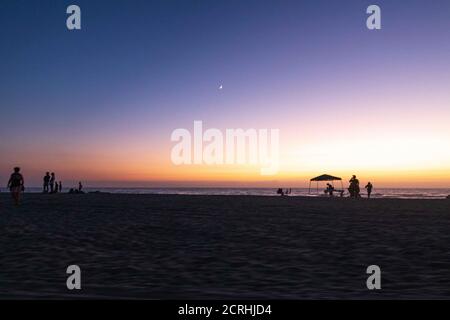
[{"xmin": 1, "ymin": 0, "xmax": 449, "ymax": 186}]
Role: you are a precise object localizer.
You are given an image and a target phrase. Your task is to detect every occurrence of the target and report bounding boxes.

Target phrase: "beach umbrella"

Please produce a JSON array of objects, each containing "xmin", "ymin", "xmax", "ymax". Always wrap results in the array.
[{"xmin": 309, "ymin": 174, "xmax": 343, "ymax": 193}]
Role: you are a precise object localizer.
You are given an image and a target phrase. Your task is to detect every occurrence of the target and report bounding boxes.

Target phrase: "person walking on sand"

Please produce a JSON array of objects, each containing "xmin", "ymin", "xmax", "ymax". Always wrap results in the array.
[
  {"xmin": 50, "ymin": 172, "xmax": 55, "ymax": 193},
  {"xmin": 7, "ymin": 167, "xmax": 24, "ymax": 206},
  {"xmin": 365, "ymin": 182, "xmax": 373, "ymax": 198},
  {"xmin": 43, "ymin": 172, "xmax": 50, "ymax": 193}
]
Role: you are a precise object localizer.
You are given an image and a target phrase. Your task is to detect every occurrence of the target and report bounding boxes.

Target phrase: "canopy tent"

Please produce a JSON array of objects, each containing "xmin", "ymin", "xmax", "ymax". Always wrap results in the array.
[{"xmin": 309, "ymin": 174, "xmax": 344, "ymax": 193}]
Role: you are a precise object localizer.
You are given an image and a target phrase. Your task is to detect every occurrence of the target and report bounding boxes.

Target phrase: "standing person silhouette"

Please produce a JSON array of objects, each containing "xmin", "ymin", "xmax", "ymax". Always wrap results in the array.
[
  {"xmin": 365, "ymin": 182, "xmax": 373, "ymax": 198},
  {"xmin": 349, "ymin": 175, "xmax": 360, "ymax": 198},
  {"xmin": 78, "ymin": 182, "xmax": 83, "ymax": 193},
  {"xmin": 7, "ymin": 167, "xmax": 24, "ymax": 206},
  {"xmin": 43, "ymin": 172, "xmax": 50, "ymax": 193},
  {"xmin": 50, "ymin": 173, "xmax": 55, "ymax": 193}
]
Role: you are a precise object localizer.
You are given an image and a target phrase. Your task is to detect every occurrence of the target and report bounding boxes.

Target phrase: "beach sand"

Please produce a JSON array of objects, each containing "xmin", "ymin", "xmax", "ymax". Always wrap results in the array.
[{"xmin": 0, "ymin": 193, "xmax": 449, "ymax": 299}]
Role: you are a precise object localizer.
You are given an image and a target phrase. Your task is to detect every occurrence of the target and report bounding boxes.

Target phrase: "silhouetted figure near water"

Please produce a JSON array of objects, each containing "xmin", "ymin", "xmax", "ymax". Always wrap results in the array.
[
  {"xmin": 7, "ymin": 167, "xmax": 24, "ymax": 206},
  {"xmin": 348, "ymin": 175, "xmax": 360, "ymax": 198},
  {"xmin": 43, "ymin": 172, "xmax": 50, "ymax": 193},
  {"xmin": 326, "ymin": 183, "xmax": 335, "ymax": 196},
  {"xmin": 50, "ymin": 173, "xmax": 55, "ymax": 193},
  {"xmin": 277, "ymin": 188, "xmax": 292, "ymax": 196},
  {"xmin": 365, "ymin": 182, "xmax": 373, "ymax": 198},
  {"xmin": 69, "ymin": 185, "xmax": 85, "ymax": 194}
]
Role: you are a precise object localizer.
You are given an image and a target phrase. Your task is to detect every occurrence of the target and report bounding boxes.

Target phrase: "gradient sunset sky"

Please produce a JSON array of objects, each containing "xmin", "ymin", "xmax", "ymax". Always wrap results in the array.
[{"xmin": 1, "ymin": 0, "xmax": 449, "ymax": 187}]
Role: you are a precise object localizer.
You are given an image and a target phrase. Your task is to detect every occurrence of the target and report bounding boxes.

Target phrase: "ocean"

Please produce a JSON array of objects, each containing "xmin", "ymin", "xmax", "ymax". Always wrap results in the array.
[{"xmin": 19, "ymin": 187, "xmax": 450, "ymax": 199}]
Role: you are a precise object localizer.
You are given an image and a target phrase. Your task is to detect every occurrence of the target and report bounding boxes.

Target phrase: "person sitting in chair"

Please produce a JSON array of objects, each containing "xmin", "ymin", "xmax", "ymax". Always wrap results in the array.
[{"xmin": 325, "ymin": 183, "xmax": 335, "ymax": 196}]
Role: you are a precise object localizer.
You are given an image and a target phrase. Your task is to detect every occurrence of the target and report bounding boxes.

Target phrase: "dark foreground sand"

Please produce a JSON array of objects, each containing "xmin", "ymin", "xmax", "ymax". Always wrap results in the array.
[{"xmin": 0, "ymin": 193, "xmax": 449, "ymax": 299}]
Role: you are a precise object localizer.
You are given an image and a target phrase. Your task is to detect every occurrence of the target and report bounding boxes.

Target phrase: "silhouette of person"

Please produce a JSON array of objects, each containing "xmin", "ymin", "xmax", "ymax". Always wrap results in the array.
[
  {"xmin": 59, "ymin": 181, "xmax": 62, "ymax": 193},
  {"xmin": 365, "ymin": 182, "xmax": 373, "ymax": 198},
  {"xmin": 349, "ymin": 175, "xmax": 360, "ymax": 198},
  {"xmin": 43, "ymin": 172, "xmax": 50, "ymax": 193},
  {"xmin": 50, "ymin": 173, "xmax": 56, "ymax": 193},
  {"xmin": 354, "ymin": 178, "xmax": 360, "ymax": 197},
  {"xmin": 7, "ymin": 167, "xmax": 24, "ymax": 206},
  {"xmin": 326, "ymin": 183, "xmax": 335, "ymax": 196},
  {"xmin": 277, "ymin": 188, "xmax": 284, "ymax": 196},
  {"xmin": 78, "ymin": 182, "xmax": 83, "ymax": 192}
]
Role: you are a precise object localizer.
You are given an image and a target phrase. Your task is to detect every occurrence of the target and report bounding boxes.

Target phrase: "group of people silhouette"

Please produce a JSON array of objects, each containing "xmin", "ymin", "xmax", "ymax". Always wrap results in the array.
[
  {"xmin": 5, "ymin": 166, "xmax": 376, "ymax": 207},
  {"xmin": 2, "ymin": 167, "xmax": 84, "ymax": 206},
  {"xmin": 276, "ymin": 175, "xmax": 374, "ymax": 198},
  {"xmin": 43, "ymin": 172, "xmax": 62, "ymax": 194},
  {"xmin": 348, "ymin": 175, "xmax": 373, "ymax": 198},
  {"xmin": 69, "ymin": 182, "xmax": 84, "ymax": 194},
  {"xmin": 42, "ymin": 172, "xmax": 83, "ymax": 194},
  {"xmin": 277, "ymin": 188, "xmax": 292, "ymax": 196}
]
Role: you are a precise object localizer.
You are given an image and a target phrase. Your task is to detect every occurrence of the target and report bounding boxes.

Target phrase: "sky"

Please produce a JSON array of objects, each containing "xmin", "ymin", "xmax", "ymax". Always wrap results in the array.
[{"xmin": 0, "ymin": 0, "xmax": 449, "ymax": 188}]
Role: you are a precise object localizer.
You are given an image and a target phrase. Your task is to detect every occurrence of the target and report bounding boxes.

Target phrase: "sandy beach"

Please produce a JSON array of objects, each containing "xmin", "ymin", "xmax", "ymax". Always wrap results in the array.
[{"xmin": 0, "ymin": 193, "xmax": 449, "ymax": 299}]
